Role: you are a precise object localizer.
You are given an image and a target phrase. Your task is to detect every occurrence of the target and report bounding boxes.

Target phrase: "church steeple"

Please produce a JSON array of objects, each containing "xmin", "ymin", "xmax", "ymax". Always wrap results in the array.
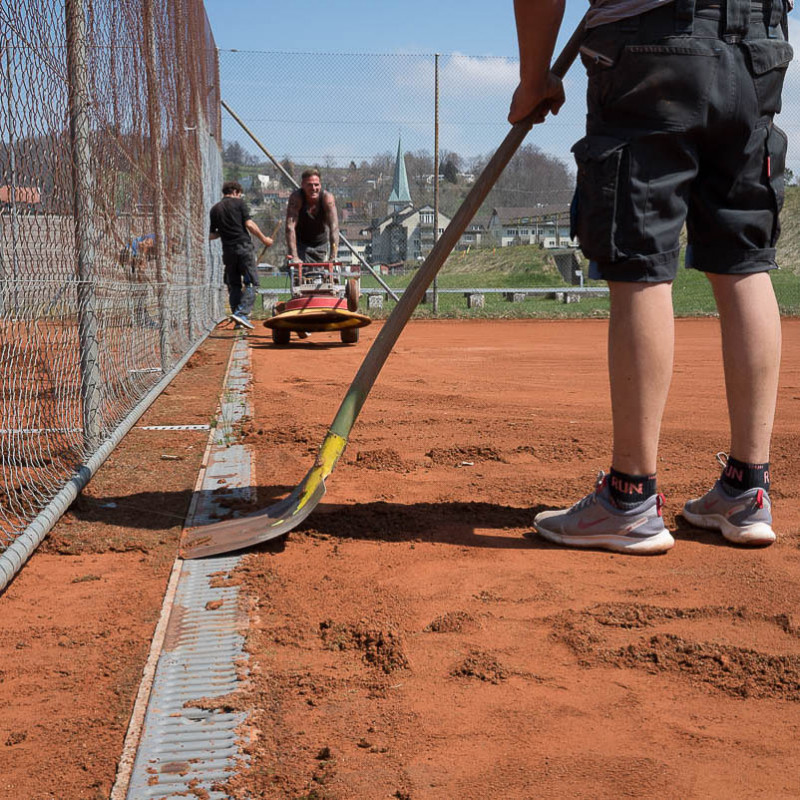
[{"xmin": 387, "ymin": 136, "xmax": 412, "ymax": 214}]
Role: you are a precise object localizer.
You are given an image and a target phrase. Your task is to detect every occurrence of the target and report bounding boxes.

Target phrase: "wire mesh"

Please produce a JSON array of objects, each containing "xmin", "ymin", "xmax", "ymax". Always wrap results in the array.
[
  {"xmin": 217, "ymin": 46, "xmax": 800, "ymax": 298},
  {"xmin": 0, "ymin": 0, "xmax": 223, "ymax": 551},
  {"xmin": 217, "ymin": 51, "xmax": 577, "ymax": 237}
]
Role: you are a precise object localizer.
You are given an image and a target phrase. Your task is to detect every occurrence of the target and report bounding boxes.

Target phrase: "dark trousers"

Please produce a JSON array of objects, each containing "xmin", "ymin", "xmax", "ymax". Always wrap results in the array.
[{"xmin": 222, "ymin": 242, "xmax": 258, "ymax": 316}]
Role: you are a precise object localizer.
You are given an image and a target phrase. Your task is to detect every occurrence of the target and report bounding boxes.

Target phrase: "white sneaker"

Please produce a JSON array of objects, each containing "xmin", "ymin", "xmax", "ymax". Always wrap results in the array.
[
  {"xmin": 683, "ymin": 481, "xmax": 775, "ymax": 546},
  {"xmin": 533, "ymin": 473, "xmax": 675, "ymax": 555}
]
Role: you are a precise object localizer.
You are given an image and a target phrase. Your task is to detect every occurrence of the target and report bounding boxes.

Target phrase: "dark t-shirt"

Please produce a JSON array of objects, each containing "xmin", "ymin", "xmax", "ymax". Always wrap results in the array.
[
  {"xmin": 292, "ymin": 188, "xmax": 329, "ymax": 247},
  {"xmin": 209, "ymin": 195, "xmax": 252, "ymax": 249}
]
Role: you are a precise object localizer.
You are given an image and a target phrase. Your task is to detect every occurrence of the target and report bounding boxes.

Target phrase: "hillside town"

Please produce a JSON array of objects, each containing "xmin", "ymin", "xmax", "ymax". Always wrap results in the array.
[{"xmin": 225, "ymin": 136, "xmax": 576, "ymax": 268}]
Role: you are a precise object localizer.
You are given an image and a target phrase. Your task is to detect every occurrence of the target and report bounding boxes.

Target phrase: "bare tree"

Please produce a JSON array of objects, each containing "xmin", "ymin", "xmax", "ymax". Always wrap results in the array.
[{"xmin": 473, "ymin": 143, "xmax": 573, "ymax": 208}]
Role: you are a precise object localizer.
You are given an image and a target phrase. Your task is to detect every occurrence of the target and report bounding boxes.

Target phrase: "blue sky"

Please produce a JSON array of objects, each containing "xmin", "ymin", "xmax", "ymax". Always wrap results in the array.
[
  {"xmin": 204, "ymin": 2, "xmax": 800, "ymax": 175},
  {"xmin": 203, "ymin": 1, "xmax": 586, "ymax": 57},
  {"xmin": 204, "ymin": 1, "xmax": 589, "ymax": 170}
]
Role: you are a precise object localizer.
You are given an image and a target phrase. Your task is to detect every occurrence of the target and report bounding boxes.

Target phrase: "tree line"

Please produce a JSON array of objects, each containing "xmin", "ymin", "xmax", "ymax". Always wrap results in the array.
[{"xmin": 222, "ymin": 140, "xmax": 575, "ymax": 223}]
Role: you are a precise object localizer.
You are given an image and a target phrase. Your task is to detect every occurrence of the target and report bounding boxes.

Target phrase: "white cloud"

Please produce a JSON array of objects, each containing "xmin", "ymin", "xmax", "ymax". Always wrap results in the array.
[
  {"xmin": 396, "ymin": 53, "xmax": 518, "ymax": 96},
  {"xmin": 441, "ymin": 53, "xmax": 519, "ymax": 93}
]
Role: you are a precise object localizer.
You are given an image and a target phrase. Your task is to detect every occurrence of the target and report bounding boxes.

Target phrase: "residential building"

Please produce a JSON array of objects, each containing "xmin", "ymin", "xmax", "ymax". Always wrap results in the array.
[
  {"xmin": 371, "ymin": 204, "xmax": 452, "ymax": 264},
  {"xmin": 368, "ymin": 137, "xmax": 489, "ymax": 263},
  {"xmin": 338, "ymin": 221, "xmax": 371, "ymax": 266},
  {"xmin": 460, "ymin": 219, "xmax": 488, "ymax": 249},
  {"xmin": 487, "ymin": 205, "xmax": 576, "ymax": 248},
  {"xmin": 0, "ymin": 185, "xmax": 41, "ymax": 210}
]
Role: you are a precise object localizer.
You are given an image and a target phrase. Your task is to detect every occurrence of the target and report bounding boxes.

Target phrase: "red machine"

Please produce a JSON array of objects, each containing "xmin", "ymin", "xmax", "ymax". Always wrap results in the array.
[{"xmin": 263, "ymin": 261, "xmax": 372, "ymax": 345}]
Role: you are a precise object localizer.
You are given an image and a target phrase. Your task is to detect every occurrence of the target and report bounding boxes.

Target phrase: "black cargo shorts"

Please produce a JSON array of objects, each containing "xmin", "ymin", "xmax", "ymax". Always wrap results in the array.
[
  {"xmin": 222, "ymin": 242, "xmax": 258, "ymax": 288},
  {"xmin": 570, "ymin": 0, "xmax": 793, "ymax": 282}
]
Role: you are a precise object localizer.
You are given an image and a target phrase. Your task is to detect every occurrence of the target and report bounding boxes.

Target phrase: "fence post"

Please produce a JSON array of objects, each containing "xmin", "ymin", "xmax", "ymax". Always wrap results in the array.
[
  {"xmin": 432, "ymin": 53, "xmax": 440, "ymax": 315},
  {"xmin": 143, "ymin": 0, "xmax": 171, "ymax": 372},
  {"xmin": 173, "ymin": 0, "xmax": 196, "ymax": 339},
  {"xmin": 3, "ymin": 40, "xmax": 22, "ymax": 317},
  {"xmin": 65, "ymin": 0, "xmax": 102, "ymax": 451}
]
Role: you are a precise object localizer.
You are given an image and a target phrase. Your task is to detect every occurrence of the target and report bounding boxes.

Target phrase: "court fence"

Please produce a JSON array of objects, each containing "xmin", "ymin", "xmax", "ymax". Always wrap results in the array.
[{"xmin": 0, "ymin": 0, "xmax": 224, "ymax": 588}]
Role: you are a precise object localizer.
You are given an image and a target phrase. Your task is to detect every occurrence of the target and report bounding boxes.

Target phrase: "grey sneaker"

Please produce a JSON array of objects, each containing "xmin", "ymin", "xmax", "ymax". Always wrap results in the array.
[
  {"xmin": 682, "ymin": 481, "xmax": 774, "ymax": 546},
  {"xmin": 533, "ymin": 474, "xmax": 675, "ymax": 555},
  {"xmin": 230, "ymin": 313, "xmax": 254, "ymax": 330}
]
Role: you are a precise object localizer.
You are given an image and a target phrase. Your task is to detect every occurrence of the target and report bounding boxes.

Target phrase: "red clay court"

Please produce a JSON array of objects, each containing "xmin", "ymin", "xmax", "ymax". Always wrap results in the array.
[{"xmin": 2, "ymin": 318, "xmax": 800, "ymax": 798}]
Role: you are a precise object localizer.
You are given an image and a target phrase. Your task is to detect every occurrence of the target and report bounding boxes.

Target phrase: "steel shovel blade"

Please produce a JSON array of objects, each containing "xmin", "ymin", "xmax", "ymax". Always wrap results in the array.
[{"xmin": 180, "ymin": 431, "xmax": 345, "ymax": 559}]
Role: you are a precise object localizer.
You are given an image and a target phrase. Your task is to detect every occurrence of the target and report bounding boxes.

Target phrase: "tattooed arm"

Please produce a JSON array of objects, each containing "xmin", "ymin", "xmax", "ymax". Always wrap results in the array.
[
  {"xmin": 324, "ymin": 191, "xmax": 339, "ymax": 259},
  {"xmin": 285, "ymin": 191, "xmax": 302, "ymax": 262}
]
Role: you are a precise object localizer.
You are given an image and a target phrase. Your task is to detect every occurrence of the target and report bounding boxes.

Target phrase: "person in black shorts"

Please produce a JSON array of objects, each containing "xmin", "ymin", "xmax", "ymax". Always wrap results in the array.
[
  {"xmin": 285, "ymin": 168, "xmax": 340, "ymax": 266},
  {"xmin": 509, "ymin": 0, "xmax": 791, "ymax": 553},
  {"xmin": 209, "ymin": 180, "xmax": 273, "ymax": 329}
]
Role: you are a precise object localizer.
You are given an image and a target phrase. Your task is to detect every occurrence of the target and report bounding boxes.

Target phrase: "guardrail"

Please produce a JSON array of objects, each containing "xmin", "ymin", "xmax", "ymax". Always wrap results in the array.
[{"xmin": 256, "ymin": 285, "xmax": 609, "ymax": 311}]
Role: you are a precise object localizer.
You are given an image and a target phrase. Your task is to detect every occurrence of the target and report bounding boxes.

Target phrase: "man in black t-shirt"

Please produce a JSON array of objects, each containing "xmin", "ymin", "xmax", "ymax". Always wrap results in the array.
[{"xmin": 209, "ymin": 181, "xmax": 273, "ymax": 329}]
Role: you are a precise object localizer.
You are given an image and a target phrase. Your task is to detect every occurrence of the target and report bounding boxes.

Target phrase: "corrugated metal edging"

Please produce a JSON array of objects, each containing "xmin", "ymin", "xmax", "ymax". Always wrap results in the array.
[
  {"xmin": 124, "ymin": 556, "xmax": 249, "ymax": 799},
  {"xmin": 120, "ymin": 335, "xmax": 255, "ymax": 799}
]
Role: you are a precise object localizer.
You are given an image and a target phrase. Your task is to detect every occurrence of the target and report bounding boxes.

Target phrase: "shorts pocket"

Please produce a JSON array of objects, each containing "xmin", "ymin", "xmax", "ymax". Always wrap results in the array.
[
  {"xmin": 607, "ymin": 43, "xmax": 719, "ymax": 130},
  {"xmin": 766, "ymin": 124, "xmax": 788, "ymax": 245},
  {"xmin": 743, "ymin": 39, "xmax": 794, "ymax": 116},
  {"xmin": 571, "ymin": 136, "xmax": 628, "ymax": 263}
]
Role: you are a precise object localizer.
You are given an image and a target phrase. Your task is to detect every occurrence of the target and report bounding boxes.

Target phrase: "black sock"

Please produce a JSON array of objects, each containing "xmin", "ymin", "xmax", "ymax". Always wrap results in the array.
[
  {"xmin": 720, "ymin": 456, "xmax": 770, "ymax": 495},
  {"xmin": 608, "ymin": 468, "xmax": 657, "ymax": 509}
]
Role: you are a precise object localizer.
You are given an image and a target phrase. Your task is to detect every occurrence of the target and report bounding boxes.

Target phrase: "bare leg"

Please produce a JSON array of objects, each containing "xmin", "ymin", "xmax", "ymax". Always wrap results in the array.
[
  {"xmin": 608, "ymin": 281, "xmax": 675, "ymax": 476},
  {"xmin": 706, "ymin": 272, "xmax": 781, "ymax": 463}
]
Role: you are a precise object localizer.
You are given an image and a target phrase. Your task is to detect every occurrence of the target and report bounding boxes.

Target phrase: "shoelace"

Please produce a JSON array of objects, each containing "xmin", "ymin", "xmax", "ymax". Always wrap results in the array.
[
  {"xmin": 572, "ymin": 492, "xmax": 598, "ymax": 513},
  {"xmin": 570, "ymin": 471, "xmax": 606, "ymax": 513}
]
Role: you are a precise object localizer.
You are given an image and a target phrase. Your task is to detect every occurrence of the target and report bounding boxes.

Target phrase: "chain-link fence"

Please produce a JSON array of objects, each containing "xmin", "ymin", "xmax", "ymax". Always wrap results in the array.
[
  {"xmin": 217, "ymin": 44, "xmax": 800, "ymax": 298},
  {"xmin": 218, "ymin": 50, "xmax": 575, "ymax": 238},
  {"xmin": 0, "ymin": 0, "xmax": 223, "ymax": 576}
]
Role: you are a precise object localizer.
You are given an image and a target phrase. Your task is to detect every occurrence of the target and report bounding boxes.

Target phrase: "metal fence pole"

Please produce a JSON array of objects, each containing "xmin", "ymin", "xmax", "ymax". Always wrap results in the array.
[
  {"xmin": 65, "ymin": 0, "xmax": 102, "ymax": 451},
  {"xmin": 4, "ymin": 40, "xmax": 21, "ymax": 318},
  {"xmin": 143, "ymin": 0, "xmax": 171, "ymax": 372},
  {"xmin": 433, "ymin": 53, "xmax": 440, "ymax": 315},
  {"xmin": 174, "ymin": 0, "xmax": 196, "ymax": 339}
]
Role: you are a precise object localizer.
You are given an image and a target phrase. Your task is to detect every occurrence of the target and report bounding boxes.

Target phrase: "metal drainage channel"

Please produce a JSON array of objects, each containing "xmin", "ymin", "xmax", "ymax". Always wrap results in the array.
[{"xmin": 113, "ymin": 335, "xmax": 255, "ymax": 800}]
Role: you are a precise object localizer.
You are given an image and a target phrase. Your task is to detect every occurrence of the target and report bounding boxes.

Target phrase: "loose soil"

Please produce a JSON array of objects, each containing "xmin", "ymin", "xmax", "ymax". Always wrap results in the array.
[
  {"xmin": 1, "ymin": 318, "xmax": 800, "ymax": 800},
  {"xmin": 0, "ymin": 329, "xmax": 236, "ymax": 800},
  {"xmin": 228, "ymin": 318, "xmax": 800, "ymax": 800}
]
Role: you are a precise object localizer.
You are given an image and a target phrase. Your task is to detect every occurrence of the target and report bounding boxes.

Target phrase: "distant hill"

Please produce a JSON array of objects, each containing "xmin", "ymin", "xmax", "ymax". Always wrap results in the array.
[
  {"xmin": 442, "ymin": 243, "xmax": 563, "ymax": 277},
  {"xmin": 443, "ymin": 187, "xmax": 800, "ymax": 279}
]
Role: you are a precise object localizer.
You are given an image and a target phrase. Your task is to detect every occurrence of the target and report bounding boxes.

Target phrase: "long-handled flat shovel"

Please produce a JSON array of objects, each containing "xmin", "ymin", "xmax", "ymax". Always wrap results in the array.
[{"xmin": 181, "ymin": 22, "xmax": 585, "ymax": 559}]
